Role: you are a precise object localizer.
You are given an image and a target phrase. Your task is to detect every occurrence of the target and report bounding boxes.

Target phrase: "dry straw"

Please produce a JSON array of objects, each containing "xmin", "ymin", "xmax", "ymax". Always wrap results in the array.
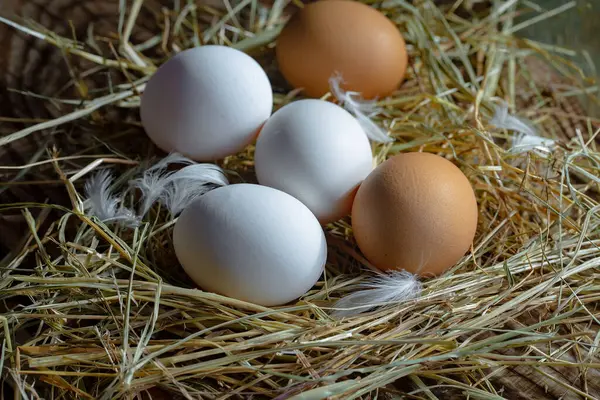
[{"xmin": 1, "ymin": 0, "xmax": 600, "ymax": 398}]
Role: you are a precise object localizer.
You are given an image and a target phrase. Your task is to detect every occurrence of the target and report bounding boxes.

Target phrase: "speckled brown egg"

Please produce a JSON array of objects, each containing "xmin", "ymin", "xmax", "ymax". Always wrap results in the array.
[
  {"xmin": 351, "ymin": 152, "xmax": 478, "ymax": 277},
  {"xmin": 276, "ymin": 0, "xmax": 408, "ymax": 99}
]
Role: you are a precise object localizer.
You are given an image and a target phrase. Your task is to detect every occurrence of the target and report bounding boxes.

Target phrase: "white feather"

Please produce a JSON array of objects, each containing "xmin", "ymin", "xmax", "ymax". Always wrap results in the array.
[
  {"xmin": 511, "ymin": 134, "xmax": 556, "ymax": 154},
  {"xmin": 129, "ymin": 153, "xmax": 196, "ymax": 215},
  {"xmin": 159, "ymin": 163, "xmax": 229, "ymax": 215},
  {"xmin": 129, "ymin": 153, "xmax": 228, "ymax": 216},
  {"xmin": 331, "ymin": 270, "xmax": 422, "ymax": 318},
  {"xmin": 83, "ymin": 170, "xmax": 140, "ymax": 227},
  {"xmin": 329, "ymin": 73, "xmax": 393, "ymax": 143},
  {"xmin": 490, "ymin": 103, "xmax": 555, "ymax": 155}
]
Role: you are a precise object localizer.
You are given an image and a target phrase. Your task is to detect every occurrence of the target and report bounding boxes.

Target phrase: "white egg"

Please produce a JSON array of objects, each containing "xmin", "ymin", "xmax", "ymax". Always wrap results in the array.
[
  {"xmin": 173, "ymin": 184, "xmax": 327, "ymax": 306},
  {"xmin": 254, "ymin": 99, "xmax": 373, "ymax": 224},
  {"xmin": 141, "ymin": 45, "xmax": 273, "ymax": 161}
]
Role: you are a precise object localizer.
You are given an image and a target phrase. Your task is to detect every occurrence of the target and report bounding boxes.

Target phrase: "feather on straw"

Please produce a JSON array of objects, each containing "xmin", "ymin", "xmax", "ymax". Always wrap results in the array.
[
  {"xmin": 158, "ymin": 163, "xmax": 230, "ymax": 215},
  {"xmin": 331, "ymin": 270, "xmax": 422, "ymax": 318},
  {"xmin": 84, "ymin": 170, "xmax": 140, "ymax": 227},
  {"xmin": 128, "ymin": 153, "xmax": 196, "ymax": 215},
  {"xmin": 329, "ymin": 73, "xmax": 393, "ymax": 143},
  {"xmin": 129, "ymin": 153, "xmax": 229, "ymax": 216},
  {"xmin": 490, "ymin": 102, "xmax": 555, "ymax": 155}
]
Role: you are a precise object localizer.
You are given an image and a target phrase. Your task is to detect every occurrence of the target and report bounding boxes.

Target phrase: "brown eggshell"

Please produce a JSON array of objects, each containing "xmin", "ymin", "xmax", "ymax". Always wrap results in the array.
[
  {"xmin": 276, "ymin": 0, "xmax": 408, "ymax": 99},
  {"xmin": 351, "ymin": 152, "xmax": 478, "ymax": 277}
]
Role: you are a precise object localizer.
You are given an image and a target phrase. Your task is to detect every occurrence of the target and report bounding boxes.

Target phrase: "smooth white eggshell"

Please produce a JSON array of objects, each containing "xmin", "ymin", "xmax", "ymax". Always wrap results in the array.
[
  {"xmin": 173, "ymin": 184, "xmax": 327, "ymax": 306},
  {"xmin": 254, "ymin": 99, "xmax": 373, "ymax": 224},
  {"xmin": 141, "ymin": 45, "xmax": 273, "ymax": 161}
]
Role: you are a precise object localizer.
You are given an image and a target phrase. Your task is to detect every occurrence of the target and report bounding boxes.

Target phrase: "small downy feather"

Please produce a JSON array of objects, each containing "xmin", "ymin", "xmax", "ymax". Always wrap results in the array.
[
  {"xmin": 129, "ymin": 153, "xmax": 196, "ymax": 215},
  {"xmin": 129, "ymin": 153, "xmax": 229, "ymax": 216},
  {"xmin": 84, "ymin": 170, "xmax": 140, "ymax": 227},
  {"xmin": 329, "ymin": 73, "xmax": 393, "ymax": 143},
  {"xmin": 331, "ymin": 270, "xmax": 422, "ymax": 318},
  {"xmin": 490, "ymin": 102, "xmax": 555, "ymax": 155},
  {"xmin": 159, "ymin": 163, "xmax": 229, "ymax": 215}
]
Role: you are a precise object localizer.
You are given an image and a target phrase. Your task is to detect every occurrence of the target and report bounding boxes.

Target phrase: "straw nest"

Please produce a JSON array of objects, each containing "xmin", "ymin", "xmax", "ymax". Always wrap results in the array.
[{"xmin": 1, "ymin": 0, "xmax": 600, "ymax": 399}]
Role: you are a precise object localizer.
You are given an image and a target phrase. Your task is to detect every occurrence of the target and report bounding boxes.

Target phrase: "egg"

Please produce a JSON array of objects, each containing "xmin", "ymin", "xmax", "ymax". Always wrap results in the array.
[
  {"xmin": 276, "ymin": 0, "xmax": 408, "ymax": 99},
  {"xmin": 254, "ymin": 99, "xmax": 373, "ymax": 224},
  {"xmin": 141, "ymin": 45, "xmax": 273, "ymax": 161},
  {"xmin": 352, "ymin": 152, "xmax": 478, "ymax": 276},
  {"xmin": 173, "ymin": 184, "xmax": 327, "ymax": 306}
]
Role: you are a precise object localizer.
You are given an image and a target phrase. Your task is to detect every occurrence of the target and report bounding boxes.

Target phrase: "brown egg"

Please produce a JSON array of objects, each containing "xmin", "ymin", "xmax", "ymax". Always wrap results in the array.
[
  {"xmin": 351, "ymin": 152, "xmax": 478, "ymax": 277},
  {"xmin": 276, "ymin": 0, "xmax": 408, "ymax": 99}
]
